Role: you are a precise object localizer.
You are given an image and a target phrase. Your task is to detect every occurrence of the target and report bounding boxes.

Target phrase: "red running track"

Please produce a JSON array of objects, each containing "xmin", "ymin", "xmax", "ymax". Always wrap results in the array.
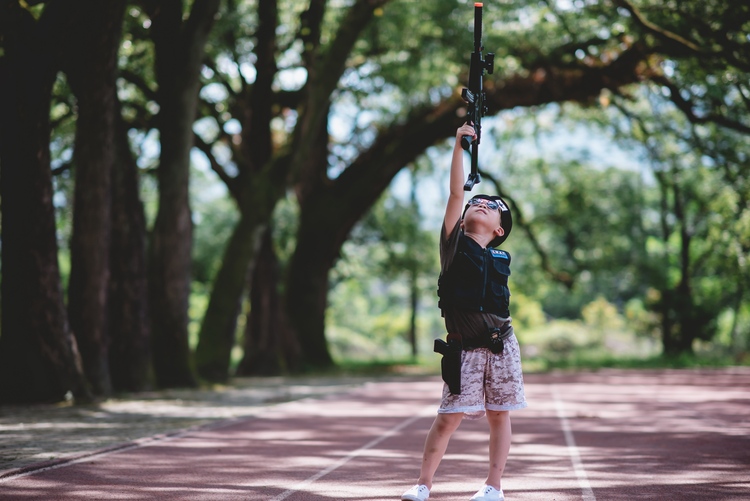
[{"xmin": 1, "ymin": 368, "xmax": 748, "ymax": 500}]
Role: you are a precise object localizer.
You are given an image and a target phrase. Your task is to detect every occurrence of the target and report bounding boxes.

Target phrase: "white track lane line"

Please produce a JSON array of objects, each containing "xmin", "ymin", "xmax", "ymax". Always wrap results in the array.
[
  {"xmin": 552, "ymin": 386, "xmax": 596, "ymax": 501},
  {"xmin": 269, "ymin": 405, "xmax": 435, "ymax": 501}
]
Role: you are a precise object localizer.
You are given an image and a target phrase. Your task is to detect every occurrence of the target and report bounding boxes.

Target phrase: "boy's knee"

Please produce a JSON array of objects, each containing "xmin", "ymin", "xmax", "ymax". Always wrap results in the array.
[
  {"xmin": 434, "ymin": 412, "xmax": 463, "ymax": 432},
  {"xmin": 486, "ymin": 410, "xmax": 509, "ymax": 423}
]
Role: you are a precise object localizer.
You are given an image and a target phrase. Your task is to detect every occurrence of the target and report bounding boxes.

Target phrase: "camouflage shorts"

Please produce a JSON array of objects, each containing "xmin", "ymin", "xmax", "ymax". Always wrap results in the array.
[{"xmin": 438, "ymin": 334, "xmax": 527, "ymax": 420}]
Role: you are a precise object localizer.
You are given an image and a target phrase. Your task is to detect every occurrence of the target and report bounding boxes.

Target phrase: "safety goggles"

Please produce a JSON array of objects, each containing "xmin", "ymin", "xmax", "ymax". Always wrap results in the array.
[{"xmin": 467, "ymin": 198, "xmax": 501, "ymax": 211}]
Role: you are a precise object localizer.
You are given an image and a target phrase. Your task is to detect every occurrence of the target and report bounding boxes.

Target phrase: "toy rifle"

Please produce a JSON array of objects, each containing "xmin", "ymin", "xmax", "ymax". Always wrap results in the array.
[{"xmin": 461, "ymin": 2, "xmax": 494, "ymax": 191}]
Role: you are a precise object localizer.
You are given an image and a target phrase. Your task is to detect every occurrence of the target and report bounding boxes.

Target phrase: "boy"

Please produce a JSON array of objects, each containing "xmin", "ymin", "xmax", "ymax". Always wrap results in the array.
[{"xmin": 401, "ymin": 123, "xmax": 527, "ymax": 501}]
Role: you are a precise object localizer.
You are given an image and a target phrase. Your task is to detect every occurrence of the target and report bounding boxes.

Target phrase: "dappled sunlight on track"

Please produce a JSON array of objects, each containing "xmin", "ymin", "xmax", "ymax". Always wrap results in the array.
[{"xmin": 1, "ymin": 370, "xmax": 748, "ymax": 500}]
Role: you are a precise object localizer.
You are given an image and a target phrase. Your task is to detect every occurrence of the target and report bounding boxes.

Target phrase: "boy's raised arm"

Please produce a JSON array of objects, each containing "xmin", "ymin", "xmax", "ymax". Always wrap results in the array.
[{"xmin": 444, "ymin": 122, "xmax": 477, "ymax": 234}]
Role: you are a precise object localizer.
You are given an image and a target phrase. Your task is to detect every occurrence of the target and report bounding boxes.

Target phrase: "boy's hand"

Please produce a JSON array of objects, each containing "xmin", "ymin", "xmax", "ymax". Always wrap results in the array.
[{"xmin": 456, "ymin": 122, "xmax": 477, "ymax": 146}]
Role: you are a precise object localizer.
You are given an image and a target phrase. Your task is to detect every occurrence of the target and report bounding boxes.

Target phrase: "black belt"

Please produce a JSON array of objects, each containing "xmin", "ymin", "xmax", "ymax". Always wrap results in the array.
[{"xmin": 461, "ymin": 324, "xmax": 514, "ymax": 354}]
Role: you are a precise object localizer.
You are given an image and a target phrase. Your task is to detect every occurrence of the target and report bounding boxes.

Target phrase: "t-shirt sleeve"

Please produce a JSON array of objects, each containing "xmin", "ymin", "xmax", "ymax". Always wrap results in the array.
[{"xmin": 440, "ymin": 218, "xmax": 462, "ymax": 275}]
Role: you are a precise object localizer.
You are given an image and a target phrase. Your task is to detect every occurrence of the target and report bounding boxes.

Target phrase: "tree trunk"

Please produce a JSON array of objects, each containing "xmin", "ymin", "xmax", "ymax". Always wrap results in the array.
[
  {"xmin": 287, "ymin": 103, "xmax": 463, "ymax": 369},
  {"xmin": 148, "ymin": 115, "xmax": 196, "ymax": 387},
  {"xmin": 237, "ymin": 228, "xmax": 301, "ymax": 376},
  {"xmin": 0, "ymin": 2, "xmax": 91, "ymax": 403},
  {"xmin": 194, "ymin": 0, "xmax": 284, "ymax": 381},
  {"xmin": 64, "ymin": 0, "xmax": 126, "ymax": 397},
  {"xmin": 148, "ymin": 0, "xmax": 220, "ymax": 387},
  {"xmin": 660, "ymin": 290, "xmax": 688, "ymax": 357},
  {"xmin": 658, "ymin": 173, "xmax": 701, "ymax": 358},
  {"xmin": 409, "ymin": 268, "xmax": 419, "ymax": 358},
  {"xmin": 108, "ymin": 110, "xmax": 153, "ymax": 392},
  {"xmin": 194, "ymin": 209, "xmax": 266, "ymax": 381},
  {"xmin": 285, "ymin": 224, "xmax": 337, "ymax": 370},
  {"xmin": 193, "ymin": 142, "xmax": 289, "ymax": 379},
  {"xmin": 408, "ymin": 179, "xmax": 419, "ymax": 358}
]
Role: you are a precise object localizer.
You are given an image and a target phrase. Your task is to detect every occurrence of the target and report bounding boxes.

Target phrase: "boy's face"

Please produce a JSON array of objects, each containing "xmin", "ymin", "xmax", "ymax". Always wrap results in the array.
[
  {"xmin": 462, "ymin": 198, "xmax": 503, "ymax": 234},
  {"xmin": 465, "ymin": 198, "xmax": 502, "ymax": 222}
]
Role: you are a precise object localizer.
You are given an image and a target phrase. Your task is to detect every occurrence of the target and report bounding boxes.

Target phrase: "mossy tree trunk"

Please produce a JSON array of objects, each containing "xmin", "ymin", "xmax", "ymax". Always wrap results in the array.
[{"xmin": 194, "ymin": 0, "xmax": 287, "ymax": 382}]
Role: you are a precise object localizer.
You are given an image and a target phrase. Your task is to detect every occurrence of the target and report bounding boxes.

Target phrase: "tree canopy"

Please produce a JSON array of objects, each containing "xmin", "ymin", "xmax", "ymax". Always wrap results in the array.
[{"xmin": 1, "ymin": 0, "xmax": 748, "ymax": 403}]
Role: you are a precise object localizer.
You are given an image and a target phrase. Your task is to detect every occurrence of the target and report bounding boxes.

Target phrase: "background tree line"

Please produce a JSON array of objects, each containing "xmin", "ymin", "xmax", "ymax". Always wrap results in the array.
[{"xmin": 0, "ymin": 0, "xmax": 747, "ymax": 404}]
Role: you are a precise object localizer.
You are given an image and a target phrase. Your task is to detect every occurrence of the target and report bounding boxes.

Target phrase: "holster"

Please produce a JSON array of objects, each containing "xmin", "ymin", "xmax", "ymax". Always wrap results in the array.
[{"xmin": 434, "ymin": 334, "xmax": 462, "ymax": 395}]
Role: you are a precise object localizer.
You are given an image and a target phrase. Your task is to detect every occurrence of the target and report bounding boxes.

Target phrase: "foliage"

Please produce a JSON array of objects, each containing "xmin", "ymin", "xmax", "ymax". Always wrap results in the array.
[
  {"xmin": 153, "ymin": 0, "xmax": 750, "ymax": 365},
  {"xmin": 607, "ymin": 87, "xmax": 749, "ymax": 354},
  {"xmin": 327, "ymin": 184, "xmax": 443, "ymax": 361},
  {"xmin": 190, "ymin": 169, "xmax": 239, "ymax": 284},
  {"xmin": 4, "ymin": 0, "xmax": 750, "ymax": 403},
  {"xmin": 521, "ymin": 297, "xmax": 660, "ymax": 372},
  {"xmin": 478, "ymin": 107, "xmax": 649, "ymax": 318}
]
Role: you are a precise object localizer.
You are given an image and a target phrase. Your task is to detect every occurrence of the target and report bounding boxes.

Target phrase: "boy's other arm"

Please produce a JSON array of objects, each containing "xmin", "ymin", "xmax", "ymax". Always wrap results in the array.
[{"xmin": 444, "ymin": 123, "xmax": 477, "ymax": 233}]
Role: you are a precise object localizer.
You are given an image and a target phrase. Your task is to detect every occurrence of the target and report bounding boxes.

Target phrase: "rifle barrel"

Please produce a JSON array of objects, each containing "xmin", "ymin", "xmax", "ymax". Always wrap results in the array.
[{"xmin": 474, "ymin": 2, "xmax": 483, "ymax": 52}]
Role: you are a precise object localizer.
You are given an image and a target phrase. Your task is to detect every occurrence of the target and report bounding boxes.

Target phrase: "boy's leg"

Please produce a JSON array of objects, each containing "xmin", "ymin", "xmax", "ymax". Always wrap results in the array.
[
  {"xmin": 416, "ymin": 412, "xmax": 464, "ymax": 488},
  {"xmin": 484, "ymin": 410, "xmax": 511, "ymax": 490}
]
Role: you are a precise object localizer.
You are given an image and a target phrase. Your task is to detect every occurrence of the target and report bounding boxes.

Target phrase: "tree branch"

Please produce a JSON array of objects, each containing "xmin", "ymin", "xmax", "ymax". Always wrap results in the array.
[
  {"xmin": 299, "ymin": 0, "xmax": 326, "ymax": 69},
  {"xmin": 193, "ymin": 133, "xmax": 240, "ymax": 200},
  {"xmin": 243, "ymin": 0, "xmax": 278, "ymax": 174},
  {"xmin": 315, "ymin": 0, "xmax": 390, "ymax": 97},
  {"xmin": 293, "ymin": 0, "xmax": 393, "ymax": 202},
  {"xmin": 119, "ymin": 69, "xmax": 158, "ymax": 101},
  {"xmin": 613, "ymin": 0, "xmax": 702, "ymax": 53},
  {"xmin": 480, "ymin": 171, "xmax": 575, "ymax": 289},
  {"xmin": 650, "ymin": 74, "xmax": 750, "ymax": 135},
  {"xmin": 488, "ymin": 42, "xmax": 651, "ymax": 110},
  {"xmin": 184, "ymin": 0, "xmax": 221, "ymax": 43}
]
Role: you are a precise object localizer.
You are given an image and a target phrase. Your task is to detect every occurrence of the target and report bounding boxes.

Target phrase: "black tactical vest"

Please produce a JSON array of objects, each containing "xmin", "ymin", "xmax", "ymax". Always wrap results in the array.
[{"xmin": 437, "ymin": 233, "xmax": 511, "ymax": 317}]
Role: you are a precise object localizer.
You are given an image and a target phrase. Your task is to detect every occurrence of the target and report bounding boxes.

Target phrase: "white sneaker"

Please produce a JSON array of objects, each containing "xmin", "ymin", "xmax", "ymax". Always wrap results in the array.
[
  {"xmin": 470, "ymin": 484, "xmax": 504, "ymax": 501},
  {"xmin": 401, "ymin": 484, "xmax": 430, "ymax": 500}
]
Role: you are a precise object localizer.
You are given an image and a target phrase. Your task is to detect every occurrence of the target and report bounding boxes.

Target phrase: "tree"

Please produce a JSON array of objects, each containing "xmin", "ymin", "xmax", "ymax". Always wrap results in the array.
[
  {"xmin": 193, "ymin": 0, "xmax": 290, "ymax": 381},
  {"xmin": 236, "ymin": 228, "xmax": 300, "ymax": 375},
  {"xmin": 351, "ymin": 170, "xmax": 439, "ymax": 358},
  {"xmin": 615, "ymin": 102, "xmax": 750, "ymax": 356},
  {"xmin": 5, "ymin": 0, "xmax": 748, "ymax": 399},
  {"xmin": 0, "ymin": 0, "xmax": 91, "ymax": 403},
  {"xmin": 143, "ymin": 0, "xmax": 221, "ymax": 387},
  {"xmin": 107, "ymin": 105, "xmax": 153, "ymax": 393},
  {"xmin": 64, "ymin": 0, "xmax": 128, "ymax": 397},
  {"xmin": 190, "ymin": 0, "xmax": 670, "ymax": 377},
  {"xmin": 283, "ymin": 0, "xmax": 654, "ymax": 370}
]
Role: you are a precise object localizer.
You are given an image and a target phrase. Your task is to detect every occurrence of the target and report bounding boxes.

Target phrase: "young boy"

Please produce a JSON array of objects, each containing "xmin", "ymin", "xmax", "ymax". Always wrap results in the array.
[{"xmin": 401, "ymin": 123, "xmax": 527, "ymax": 501}]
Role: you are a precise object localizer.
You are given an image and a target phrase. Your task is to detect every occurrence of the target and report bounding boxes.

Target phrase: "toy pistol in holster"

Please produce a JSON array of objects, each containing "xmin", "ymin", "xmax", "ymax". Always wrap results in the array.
[{"xmin": 434, "ymin": 334, "xmax": 462, "ymax": 395}]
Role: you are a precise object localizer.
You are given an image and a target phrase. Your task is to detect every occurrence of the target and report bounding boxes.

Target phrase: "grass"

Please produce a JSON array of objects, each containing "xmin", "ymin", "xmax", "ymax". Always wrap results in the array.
[
  {"xmin": 293, "ymin": 356, "xmax": 440, "ymax": 380},
  {"xmin": 257, "ymin": 346, "xmax": 750, "ymax": 378},
  {"xmin": 522, "ymin": 351, "xmax": 746, "ymax": 373},
  {"xmin": 323, "ymin": 350, "xmax": 748, "ymax": 378}
]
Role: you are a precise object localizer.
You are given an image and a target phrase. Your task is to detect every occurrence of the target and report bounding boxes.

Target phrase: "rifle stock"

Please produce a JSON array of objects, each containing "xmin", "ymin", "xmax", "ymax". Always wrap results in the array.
[{"xmin": 461, "ymin": 2, "xmax": 494, "ymax": 191}]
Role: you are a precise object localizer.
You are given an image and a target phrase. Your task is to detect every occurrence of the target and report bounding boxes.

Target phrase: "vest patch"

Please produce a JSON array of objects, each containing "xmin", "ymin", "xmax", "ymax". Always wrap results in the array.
[{"xmin": 490, "ymin": 249, "xmax": 508, "ymax": 259}]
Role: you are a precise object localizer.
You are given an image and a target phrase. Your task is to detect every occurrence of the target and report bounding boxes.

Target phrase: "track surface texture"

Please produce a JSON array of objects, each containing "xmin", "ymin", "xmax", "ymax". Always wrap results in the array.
[{"xmin": 1, "ymin": 368, "xmax": 748, "ymax": 500}]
